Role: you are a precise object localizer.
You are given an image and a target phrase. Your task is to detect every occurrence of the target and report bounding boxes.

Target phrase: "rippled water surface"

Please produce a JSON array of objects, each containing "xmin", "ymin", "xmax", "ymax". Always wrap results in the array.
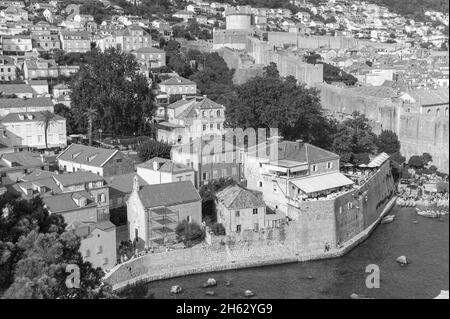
[{"xmin": 147, "ymin": 207, "xmax": 449, "ymax": 299}]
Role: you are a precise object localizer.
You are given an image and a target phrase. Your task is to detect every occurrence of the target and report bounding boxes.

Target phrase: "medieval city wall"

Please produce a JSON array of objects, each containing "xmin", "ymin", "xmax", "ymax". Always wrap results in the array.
[
  {"xmin": 398, "ymin": 113, "xmax": 449, "ymax": 172},
  {"xmin": 104, "ymin": 163, "xmax": 396, "ymax": 290},
  {"xmin": 317, "ymin": 83, "xmax": 450, "ymax": 172},
  {"xmin": 267, "ymin": 32, "xmax": 399, "ymax": 51}
]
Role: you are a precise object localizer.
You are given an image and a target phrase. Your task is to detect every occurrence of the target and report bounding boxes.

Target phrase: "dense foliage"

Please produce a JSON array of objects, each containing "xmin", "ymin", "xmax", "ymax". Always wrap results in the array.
[
  {"xmin": 225, "ymin": 63, "xmax": 335, "ymax": 149},
  {"xmin": 136, "ymin": 139, "xmax": 172, "ymax": 162},
  {"xmin": 199, "ymin": 178, "xmax": 237, "ymax": 225},
  {"xmin": 70, "ymin": 48, "xmax": 154, "ymax": 137},
  {"xmin": 0, "ymin": 195, "xmax": 114, "ymax": 299},
  {"xmin": 175, "ymin": 221, "xmax": 205, "ymax": 247}
]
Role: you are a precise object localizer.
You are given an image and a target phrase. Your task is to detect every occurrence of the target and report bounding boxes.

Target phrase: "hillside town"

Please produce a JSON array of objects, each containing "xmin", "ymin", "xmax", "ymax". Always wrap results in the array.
[{"xmin": 0, "ymin": 0, "xmax": 448, "ymax": 299}]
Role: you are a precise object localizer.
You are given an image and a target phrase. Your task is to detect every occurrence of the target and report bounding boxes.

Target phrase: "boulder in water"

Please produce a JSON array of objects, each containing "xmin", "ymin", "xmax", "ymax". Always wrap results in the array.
[
  {"xmin": 203, "ymin": 278, "xmax": 217, "ymax": 288},
  {"xmin": 225, "ymin": 280, "xmax": 231, "ymax": 287},
  {"xmin": 205, "ymin": 290, "xmax": 216, "ymax": 296},
  {"xmin": 170, "ymin": 285, "xmax": 182, "ymax": 294},
  {"xmin": 396, "ymin": 256, "xmax": 408, "ymax": 265},
  {"xmin": 307, "ymin": 275, "xmax": 314, "ymax": 280},
  {"xmin": 244, "ymin": 290, "xmax": 255, "ymax": 297}
]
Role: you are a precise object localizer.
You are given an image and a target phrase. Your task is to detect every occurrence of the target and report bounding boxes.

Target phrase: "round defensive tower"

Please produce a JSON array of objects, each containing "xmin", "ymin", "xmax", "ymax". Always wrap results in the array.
[{"xmin": 226, "ymin": 13, "xmax": 252, "ymax": 30}]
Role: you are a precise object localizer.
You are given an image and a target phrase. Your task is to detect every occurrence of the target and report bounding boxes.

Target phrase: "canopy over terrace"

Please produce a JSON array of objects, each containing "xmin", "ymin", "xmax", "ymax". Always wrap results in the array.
[{"xmin": 291, "ymin": 172, "xmax": 354, "ymax": 196}]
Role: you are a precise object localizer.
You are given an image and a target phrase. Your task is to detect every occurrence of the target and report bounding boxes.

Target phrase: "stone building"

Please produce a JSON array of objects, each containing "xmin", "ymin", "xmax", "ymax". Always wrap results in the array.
[
  {"xmin": 57, "ymin": 144, "xmax": 135, "ymax": 177},
  {"xmin": 126, "ymin": 178, "xmax": 202, "ymax": 250}
]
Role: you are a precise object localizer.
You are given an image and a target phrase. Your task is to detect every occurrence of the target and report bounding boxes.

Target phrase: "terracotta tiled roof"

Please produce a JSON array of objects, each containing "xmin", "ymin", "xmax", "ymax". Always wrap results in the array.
[{"xmin": 137, "ymin": 181, "xmax": 200, "ymax": 208}]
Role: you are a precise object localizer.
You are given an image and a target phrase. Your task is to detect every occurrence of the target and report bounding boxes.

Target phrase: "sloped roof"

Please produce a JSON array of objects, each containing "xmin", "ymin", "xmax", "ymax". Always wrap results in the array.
[
  {"xmin": 105, "ymin": 172, "xmax": 148, "ymax": 194},
  {"xmin": 403, "ymin": 88, "xmax": 449, "ymax": 106},
  {"xmin": 216, "ymin": 185, "xmax": 265, "ymax": 209},
  {"xmin": 0, "ymin": 112, "xmax": 65, "ymax": 124},
  {"xmin": 21, "ymin": 169, "xmax": 56, "ymax": 182},
  {"xmin": 137, "ymin": 157, "xmax": 194, "ymax": 174},
  {"xmin": 57, "ymin": 143, "xmax": 119, "ymax": 168},
  {"xmin": 53, "ymin": 171, "xmax": 105, "ymax": 187},
  {"xmin": 0, "ymin": 151, "xmax": 42, "ymax": 166},
  {"xmin": 0, "ymin": 84, "xmax": 35, "ymax": 95},
  {"xmin": 160, "ymin": 76, "xmax": 195, "ymax": 86},
  {"xmin": 133, "ymin": 46, "xmax": 164, "ymax": 54},
  {"xmin": 43, "ymin": 190, "xmax": 96, "ymax": 213},
  {"xmin": 0, "ymin": 97, "xmax": 53, "ymax": 109},
  {"xmin": 274, "ymin": 141, "xmax": 339, "ymax": 164},
  {"xmin": 138, "ymin": 181, "xmax": 200, "ymax": 208}
]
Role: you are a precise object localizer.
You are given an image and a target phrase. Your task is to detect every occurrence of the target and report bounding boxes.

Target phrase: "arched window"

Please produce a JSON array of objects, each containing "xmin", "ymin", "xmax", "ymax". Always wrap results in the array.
[
  {"xmin": 202, "ymin": 111, "xmax": 206, "ymax": 117},
  {"xmin": 217, "ymin": 110, "xmax": 220, "ymax": 117},
  {"xmin": 427, "ymin": 109, "xmax": 431, "ymax": 115},
  {"xmin": 436, "ymin": 108, "xmax": 440, "ymax": 117}
]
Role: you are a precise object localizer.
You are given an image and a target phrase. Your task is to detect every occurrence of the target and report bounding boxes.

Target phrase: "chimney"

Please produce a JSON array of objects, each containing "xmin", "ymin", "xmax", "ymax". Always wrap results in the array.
[
  {"xmin": 182, "ymin": 94, "xmax": 186, "ymax": 100},
  {"xmin": 152, "ymin": 160, "xmax": 159, "ymax": 171},
  {"xmin": 296, "ymin": 139, "xmax": 304, "ymax": 149}
]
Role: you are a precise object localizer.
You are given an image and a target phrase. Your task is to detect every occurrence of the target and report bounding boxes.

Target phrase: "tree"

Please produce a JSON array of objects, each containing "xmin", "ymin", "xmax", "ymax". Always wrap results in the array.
[
  {"xmin": 376, "ymin": 130, "xmax": 401, "ymax": 154},
  {"xmin": 175, "ymin": 221, "xmax": 205, "ymax": 247},
  {"xmin": 136, "ymin": 139, "xmax": 172, "ymax": 162},
  {"xmin": 390, "ymin": 151, "xmax": 406, "ymax": 164},
  {"xmin": 422, "ymin": 152, "xmax": 433, "ymax": 166},
  {"xmin": 82, "ymin": 108, "xmax": 98, "ymax": 146},
  {"xmin": 408, "ymin": 155, "xmax": 424, "ymax": 169},
  {"xmin": 331, "ymin": 112, "xmax": 378, "ymax": 163},
  {"xmin": 37, "ymin": 111, "xmax": 57, "ymax": 149},
  {"xmin": 54, "ymin": 103, "xmax": 75, "ymax": 135},
  {"xmin": 199, "ymin": 178, "xmax": 237, "ymax": 225},
  {"xmin": 226, "ymin": 63, "xmax": 335, "ymax": 149},
  {"xmin": 70, "ymin": 48, "xmax": 154, "ymax": 138},
  {"xmin": 210, "ymin": 223, "xmax": 226, "ymax": 236},
  {"xmin": 0, "ymin": 195, "xmax": 115, "ymax": 298}
]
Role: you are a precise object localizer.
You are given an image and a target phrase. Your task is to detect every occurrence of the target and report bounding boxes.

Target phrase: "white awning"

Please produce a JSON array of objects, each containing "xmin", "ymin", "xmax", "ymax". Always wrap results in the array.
[
  {"xmin": 291, "ymin": 172, "xmax": 354, "ymax": 194},
  {"xmin": 368, "ymin": 152, "xmax": 390, "ymax": 168}
]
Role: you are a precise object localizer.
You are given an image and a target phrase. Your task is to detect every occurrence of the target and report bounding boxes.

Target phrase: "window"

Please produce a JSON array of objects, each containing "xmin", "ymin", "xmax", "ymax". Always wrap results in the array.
[
  {"xmin": 259, "ymin": 181, "xmax": 263, "ymax": 187},
  {"xmin": 187, "ymin": 215, "xmax": 191, "ymax": 223},
  {"xmin": 253, "ymin": 208, "xmax": 258, "ymax": 214},
  {"xmin": 116, "ymin": 158, "xmax": 122, "ymax": 163},
  {"xmin": 217, "ymin": 123, "xmax": 220, "ymax": 130},
  {"xmin": 312, "ymin": 164, "xmax": 317, "ymax": 172},
  {"xmin": 103, "ymin": 257, "xmax": 109, "ymax": 265},
  {"xmin": 273, "ymin": 183, "xmax": 277, "ymax": 192},
  {"xmin": 96, "ymin": 245, "xmax": 103, "ymax": 254},
  {"xmin": 210, "ymin": 124, "xmax": 213, "ymax": 130},
  {"xmin": 217, "ymin": 110, "xmax": 220, "ymax": 117},
  {"xmin": 202, "ymin": 125, "xmax": 206, "ymax": 131},
  {"xmin": 235, "ymin": 210, "xmax": 240, "ymax": 217},
  {"xmin": 85, "ymin": 249, "xmax": 90, "ymax": 257},
  {"xmin": 327, "ymin": 162, "xmax": 332, "ymax": 169},
  {"xmin": 348, "ymin": 202, "xmax": 352, "ymax": 209},
  {"xmin": 254, "ymin": 223, "xmax": 259, "ymax": 231},
  {"xmin": 236, "ymin": 225, "xmax": 241, "ymax": 232}
]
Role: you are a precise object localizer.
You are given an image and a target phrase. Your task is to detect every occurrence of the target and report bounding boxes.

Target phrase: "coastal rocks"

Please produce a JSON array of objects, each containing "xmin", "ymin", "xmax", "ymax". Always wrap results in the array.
[
  {"xmin": 205, "ymin": 290, "xmax": 216, "ymax": 296},
  {"xmin": 244, "ymin": 290, "xmax": 255, "ymax": 297},
  {"xmin": 225, "ymin": 281, "xmax": 231, "ymax": 287},
  {"xmin": 307, "ymin": 275, "xmax": 314, "ymax": 280},
  {"xmin": 396, "ymin": 256, "xmax": 408, "ymax": 266},
  {"xmin": 203, "ymin": 278, "xmax": 217, "ymax": 288},
  {"xmin": 170, "ymin": 285, "xmax": 183, "ymax": 294},
  {"xmin": 434, "ymin": 290, "xmax": 449, "ymax": 299}
]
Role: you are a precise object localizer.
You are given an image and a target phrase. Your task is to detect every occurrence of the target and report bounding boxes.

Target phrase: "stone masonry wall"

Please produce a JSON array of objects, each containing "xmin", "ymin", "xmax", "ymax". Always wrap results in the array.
[{"xmin": 105, "ymin": 163, "xmax": 396, "ymax": 289}]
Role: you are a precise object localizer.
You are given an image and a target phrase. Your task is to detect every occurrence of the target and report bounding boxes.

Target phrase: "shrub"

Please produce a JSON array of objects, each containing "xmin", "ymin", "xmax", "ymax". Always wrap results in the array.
[
  {"xmin": 211, "ymin": 223, "xmax": 226, "ymax": 236},
  {"xmin": 175, "ymin": 221, "xmax": 205, "ymax": 246}
]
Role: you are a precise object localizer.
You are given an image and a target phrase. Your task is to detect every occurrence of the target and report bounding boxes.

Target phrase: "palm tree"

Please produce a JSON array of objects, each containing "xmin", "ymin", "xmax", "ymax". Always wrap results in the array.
[
  {"xmin": 37, "ymin": 110, "xmax": 57, "ymax": 150},
  {"xmin": 82, "ymin": 108, "xmax": 98, "ymax": 146}
]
